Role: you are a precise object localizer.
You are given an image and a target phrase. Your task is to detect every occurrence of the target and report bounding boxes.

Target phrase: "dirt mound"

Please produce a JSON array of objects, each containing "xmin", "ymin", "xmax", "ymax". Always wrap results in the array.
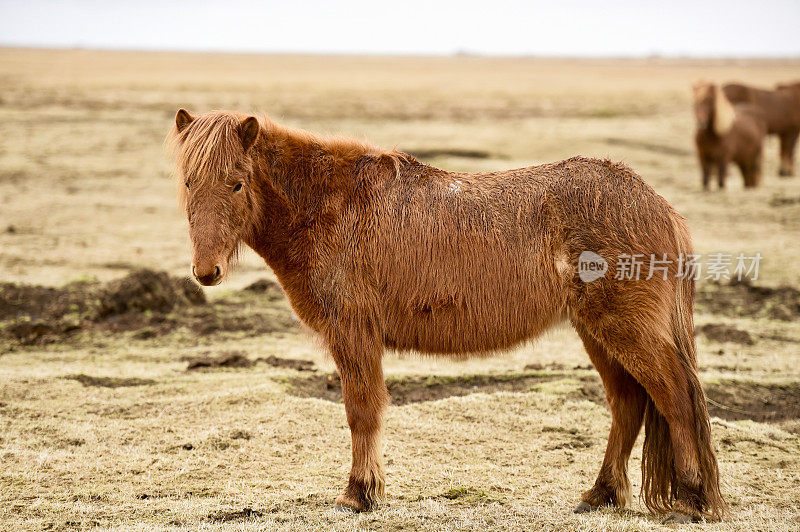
[
  {"xmin": 696, "ymin": 323, "xmax": 754, "ymax": 345},
  {"xmin": 0, "ymin": 269, "xmax": 205, "ymax": 346},
  {"xmin": 93, "ymin": 269, "xmax": 204, "ymax": 319},
  {"xmin": 0, "ymin": 281, "xmax": 89, "ymax": 322},
  {"xmin": 696, "ymin": 278, "xmax": 800, "ymax": 321},
  {"xmin": 1, "ymin": 270, "xmax": 298, "ymax": 347}
]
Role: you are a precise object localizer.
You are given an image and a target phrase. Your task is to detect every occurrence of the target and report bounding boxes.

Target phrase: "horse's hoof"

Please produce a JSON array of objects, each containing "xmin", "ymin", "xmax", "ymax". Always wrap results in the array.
[
  {"xmin": 334, "ymin": 494, "xmax": 369, "ymax": 513},
  {"xmin": 573, "ymin": 501, "xmax": 597, "ymax": 514},
  {"xmin": 662, "ymin": 512, "xmax": 695, "ymax": 524}
]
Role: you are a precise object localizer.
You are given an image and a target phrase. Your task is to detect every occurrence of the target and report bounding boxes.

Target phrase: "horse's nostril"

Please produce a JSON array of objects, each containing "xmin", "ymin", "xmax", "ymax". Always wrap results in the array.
[{"xmin": 191, "ymin": 264, "xmax": 222, "ymax": 285}]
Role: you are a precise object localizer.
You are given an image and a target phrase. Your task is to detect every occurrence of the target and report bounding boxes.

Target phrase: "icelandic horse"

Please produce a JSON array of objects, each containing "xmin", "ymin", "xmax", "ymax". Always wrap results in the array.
[
  {"xmin": 168, "ymin": 109, "xmax": 726, "ymax": 523},
  {"xmin": 693, "ymin": 81, "xmax": 767, "ymax": 189},
  {"xmin": 723, "ymin": 80, "xmax": 800, "ymax": 177}
]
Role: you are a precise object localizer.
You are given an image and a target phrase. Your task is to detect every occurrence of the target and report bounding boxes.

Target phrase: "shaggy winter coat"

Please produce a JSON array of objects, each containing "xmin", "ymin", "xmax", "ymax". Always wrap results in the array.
[
  {"xmin": 723, "ymin": 80, "xmax": 800, "ymax": 176},
  {"xmin": 694, "ymin": 81, "xmax": 767, "ymax": 189},
  {"xmin": 168, "ymin": 109, "xmax": 726, "ymax": 523}
]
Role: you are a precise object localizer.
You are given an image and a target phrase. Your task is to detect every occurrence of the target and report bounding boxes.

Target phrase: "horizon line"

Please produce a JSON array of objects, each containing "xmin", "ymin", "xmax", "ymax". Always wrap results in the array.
[{"xmin": 2, "ymin": 43, "xmax": 800, "ymax": 61}]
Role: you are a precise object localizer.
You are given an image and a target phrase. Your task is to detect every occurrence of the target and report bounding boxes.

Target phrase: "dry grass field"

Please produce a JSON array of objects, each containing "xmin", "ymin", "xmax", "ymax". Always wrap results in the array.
[{"xmin": 1, "ymin": 48, "xmax": 800, "ymax": 530}]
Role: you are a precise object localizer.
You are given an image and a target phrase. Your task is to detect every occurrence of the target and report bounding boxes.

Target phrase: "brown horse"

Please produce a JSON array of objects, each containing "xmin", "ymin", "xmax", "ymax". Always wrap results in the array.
[
  {"xmin": 168, "ymin": 109, "xmax": 726, "ymax": 523},
  {"xmin": 723, "ymin": 80, "xmax": 800, "ymax": 176},
  {"xmin": 693, "ymin": 81, "xmax": 767, "ymax": 189}
]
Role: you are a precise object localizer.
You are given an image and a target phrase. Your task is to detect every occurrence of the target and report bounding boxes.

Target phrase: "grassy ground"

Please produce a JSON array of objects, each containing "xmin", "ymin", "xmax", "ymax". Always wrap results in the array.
[{"xmin": 1, "ymin": 48, "xmax": 800, "ymax": 530}]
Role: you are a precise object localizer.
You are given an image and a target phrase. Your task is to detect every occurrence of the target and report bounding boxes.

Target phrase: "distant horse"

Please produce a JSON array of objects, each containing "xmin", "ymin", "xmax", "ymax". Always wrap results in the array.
[
  {"xmin": 168, "ymin": 109, "xmax": 726, "ymax": 523},
  {"xmin": 723, "ymin": 80, "xmax": 800, "ymax": 176},
  {"xmin": 693, "ymin": 81, "xmax": 767, "ymax": 189}
]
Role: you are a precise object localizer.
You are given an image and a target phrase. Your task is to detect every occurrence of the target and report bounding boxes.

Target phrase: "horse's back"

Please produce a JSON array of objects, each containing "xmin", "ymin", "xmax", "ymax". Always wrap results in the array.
[
  {"xmin": 722, "ymin": 82, "xmax": 800, "ymax": 134},
  {"xmin": 370, "ymin": 156, "xmax": 684, "ymax": 355}
]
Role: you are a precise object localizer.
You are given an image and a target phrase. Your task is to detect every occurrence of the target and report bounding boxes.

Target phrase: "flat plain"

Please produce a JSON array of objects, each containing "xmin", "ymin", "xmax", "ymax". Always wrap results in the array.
[{"xmin": 1, "ymin": 48, "xmax": 800, "ymax": 530}]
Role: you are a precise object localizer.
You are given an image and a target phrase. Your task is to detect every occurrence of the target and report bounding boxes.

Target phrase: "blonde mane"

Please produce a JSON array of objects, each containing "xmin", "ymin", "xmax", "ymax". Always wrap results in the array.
[
  {"xmin": 712, "ymin": 85, "xmax": 735, "ymax": 136},
  {"xmin": 167, "ymin": 110, "xmax": 410, "ymax": 200}
]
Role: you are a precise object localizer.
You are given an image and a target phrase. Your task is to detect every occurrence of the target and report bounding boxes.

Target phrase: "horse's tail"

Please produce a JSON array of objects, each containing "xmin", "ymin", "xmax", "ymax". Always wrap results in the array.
[{"xmin": 641, "ymin": 220, "xmax": 727, "ymax": 519}]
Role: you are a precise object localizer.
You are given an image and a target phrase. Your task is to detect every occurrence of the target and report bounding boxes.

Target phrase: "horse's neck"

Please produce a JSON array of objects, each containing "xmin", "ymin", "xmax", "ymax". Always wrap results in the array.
[
  {"xmin": 257, "ymin": 133, "xmax": 332, "ymax": 209},
  {"xmin": 245, "ymin": 137, "xmax": 332, "ymax": 278}
]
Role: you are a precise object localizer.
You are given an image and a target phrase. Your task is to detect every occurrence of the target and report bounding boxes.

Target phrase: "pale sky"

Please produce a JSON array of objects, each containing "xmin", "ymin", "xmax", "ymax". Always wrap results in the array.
[{"xmin": 1, "ymin": 0, "xmax": 798, "ymax": 57}]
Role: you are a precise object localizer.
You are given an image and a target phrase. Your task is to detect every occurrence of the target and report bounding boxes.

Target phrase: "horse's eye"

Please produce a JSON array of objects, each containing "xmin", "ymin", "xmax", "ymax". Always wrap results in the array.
[
  {"xmin": 185, "ymin": 182, "xmax": 190, "ymax": 190},
  {"xmin": 233, "ymin": 183, "xmax": 243, "ymax": 192}
]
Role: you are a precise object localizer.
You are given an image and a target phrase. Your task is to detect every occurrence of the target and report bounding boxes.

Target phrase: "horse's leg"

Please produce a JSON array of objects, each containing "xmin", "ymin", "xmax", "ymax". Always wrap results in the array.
[
  {"xmin": 700, "ymin": 158, "xmax": 713, "ymax": 190},
  {"xmin": 751, "ymin": 148, "xmax": 763, "ymax": 187},
  {"xmin": 572, "ymin": 322, "xmax": 647, "ymax": 513},
  {"xmin": 779, "ymin": 129, "xmax": 799, "ymax": 177},
  {"xmin": 329, "ymin": 333, "xmax": 389, "ymax": 511},
  {"xmin": 716, "ymin": 159, "xmax": 728, "ymax": 189},
  {"xmin": 571, "ymin": 283, "xmax": 723, "ymax": 522},
  {"xmin": 737, "ymin": 161, "xmax": 754, "ymax": 188},
  {"xmin": 616, "ymin": 341, "xmax": 707, "ymax": 522},
  {"xmin": 586, "ymin": 324, "xmax": 711, "ymax": 521}
]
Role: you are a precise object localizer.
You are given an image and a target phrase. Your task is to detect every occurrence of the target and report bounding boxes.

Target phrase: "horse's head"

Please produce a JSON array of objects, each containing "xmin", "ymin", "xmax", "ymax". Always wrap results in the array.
[
  {"xmin": 692, "ymin": 81, "xmax": 715, "ymax": 131},
  {"xmin": 169, "ymin": 109, "xmax": 261, "ymax": 286},
  {"xmin": 692, "ymin": 81, "xmax": 734, "ymax": 137}
]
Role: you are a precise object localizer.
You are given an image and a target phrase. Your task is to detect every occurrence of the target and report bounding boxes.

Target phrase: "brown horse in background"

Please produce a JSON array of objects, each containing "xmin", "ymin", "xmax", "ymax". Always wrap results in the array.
[
  {"xmin": 168, "ymin": 109, "xmax": 726, "ymax": 523},
  {"xmin": 723, "ymin": 80, "xmax": 800, "ymax": 176},
  {"xmin": 693, "ymin": 81, "xmax": 767, "ymax": 189}
]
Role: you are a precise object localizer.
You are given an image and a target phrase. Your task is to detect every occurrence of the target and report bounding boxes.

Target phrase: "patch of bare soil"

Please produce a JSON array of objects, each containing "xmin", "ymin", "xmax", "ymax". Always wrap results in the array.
[
  {"xmin": 430, "ymin": 486, "xmax": 507, "ymax": 505},
  {"xmin": 603, "ymin": 137, "xmax": 692, "ymax": 156},
  {"xmin": 183, "ymin": 307, "xmax": 295, "ymax": 337},
  {"xmin": 407, "ymin": 148, "xmax": 503, "ymax": 160},
  {"xmin": 260, "ymin": 355, "xmax": 315, "ymax": 371},
  {"xmin": 696, "ymin": 323, "xmax": 755, "ymax": 345},
  {"xmin": 704, "ymin": 380, "xmax": 800, "ymax": 423},
  {"xmin": 184, "ymin": 352, "xmax": 255, "ymax": 370},
  {"xmin": 64, "ymin": 374, "xmax": 156, "ymax": 388},
  {"xmin": 288, "ymin": 371, "xmax": 800, "ymax": 423},
  {"xmin": 696, "ymin": 278, "xmax": 800, "ymax": 321},
  {"xmin": 542, "ymin": 426, "xmax": 596, "ymax": 450},
  {"xmin": 0, "ymin": 272, "xmax": 295, "ymax": 347},
  {"xmin": 204, "ymin": 508, "xmax": 264, "ymax": 523},
  {"xmin": 769, "ymin": 195, "xmax": 800, "ymax": 207},
  {"xmin": 184, "ymin": 352, "xmax": 315, "ymax": 372},
  {"xmin": 288, "ymin": 371, "xmax": 589, "ymax": 405}
]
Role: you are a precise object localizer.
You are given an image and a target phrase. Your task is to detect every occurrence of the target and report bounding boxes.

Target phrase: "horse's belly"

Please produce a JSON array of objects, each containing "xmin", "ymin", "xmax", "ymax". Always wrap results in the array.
[
  {"xmin": 374, "ymin": 227, "xmax": 570, "ymax": 355},
  {"xmin": 382, "ymin": 286, "xmax": 566, "ymax": 355}
]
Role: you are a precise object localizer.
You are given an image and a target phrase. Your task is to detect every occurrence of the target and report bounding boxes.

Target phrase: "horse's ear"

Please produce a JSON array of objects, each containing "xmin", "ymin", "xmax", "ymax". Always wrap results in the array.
[
  {"xmin": 175, "ymin": 109, "xmax": 194, "ymax": 132},
  {"xmin": 240, "ymin": 116, "xmax": 260, "ymax": 151}
]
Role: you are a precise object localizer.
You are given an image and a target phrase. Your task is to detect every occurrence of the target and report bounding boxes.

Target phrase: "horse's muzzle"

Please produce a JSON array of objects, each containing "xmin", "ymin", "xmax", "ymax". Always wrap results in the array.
[{"xmin": 192, "ymin": 264, "xmax": 222, "ymax": 286}]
